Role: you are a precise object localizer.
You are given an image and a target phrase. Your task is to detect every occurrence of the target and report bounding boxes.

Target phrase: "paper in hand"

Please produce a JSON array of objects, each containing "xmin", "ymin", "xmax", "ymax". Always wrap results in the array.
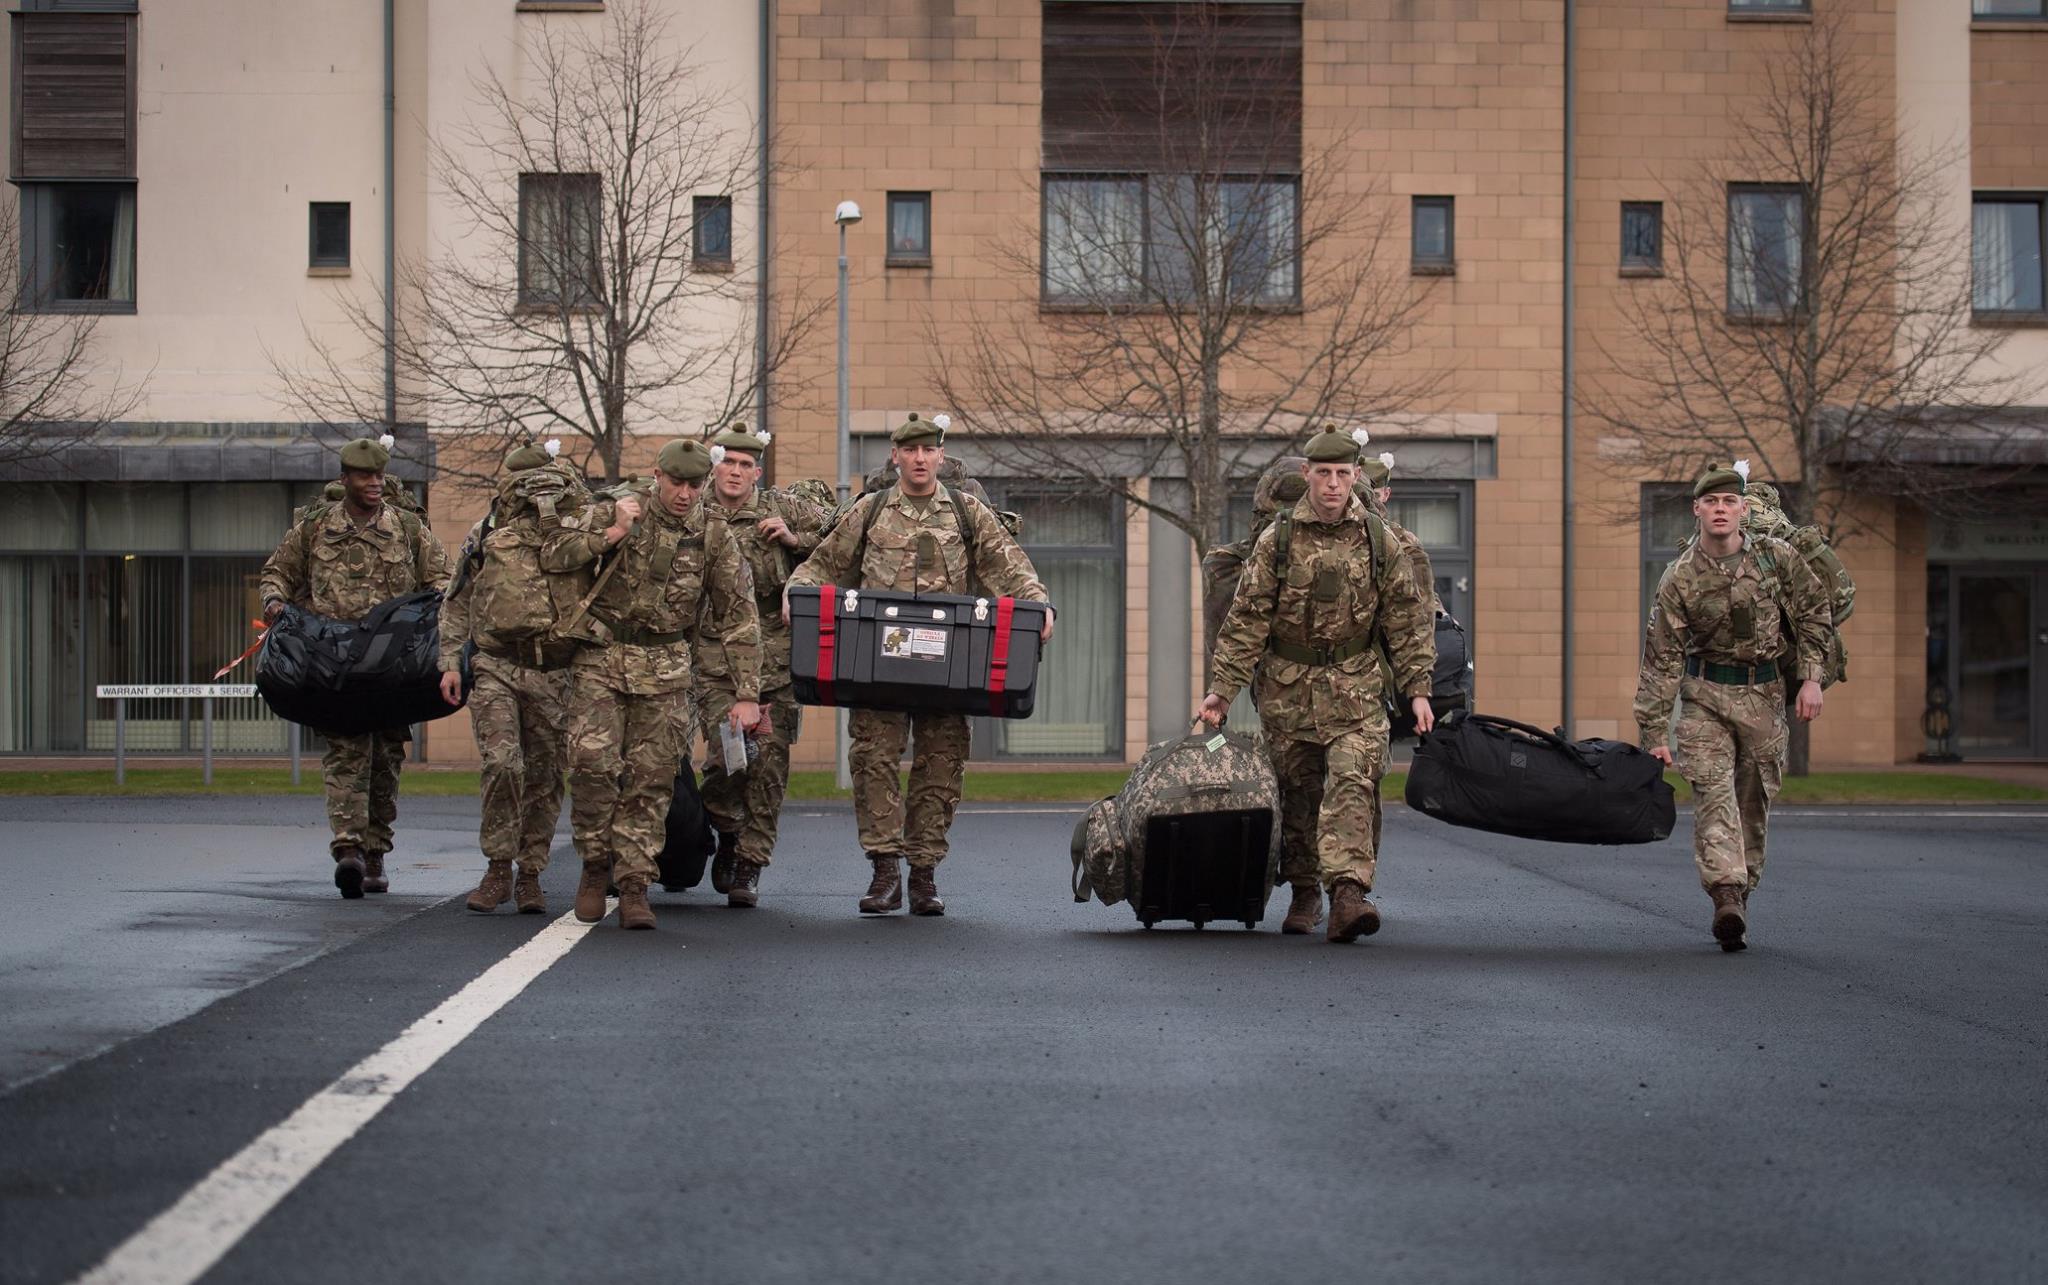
[{"xmin": 719, "ymin": 719, "xmax": 750, "ymax": 777}]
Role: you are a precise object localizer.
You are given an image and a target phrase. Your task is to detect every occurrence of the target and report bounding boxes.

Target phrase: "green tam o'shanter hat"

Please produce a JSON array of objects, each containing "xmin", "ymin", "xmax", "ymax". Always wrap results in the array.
[
  {"xmin": 1693, "ymin": 459, "xmax": 1751, "ymax": 498},
  {"xmin": 710, "ymin": 423, "xmax": 771, "ymax": 458},
  {"xmin": 504, "ymin": 438, "xmax": 559, "ymax": 473},
  {"xmin": 338, "ymin": 434, "xmax": 394, "ymax": 472},
  {"xmin": 657, "ymin": 439, "xmax": 714, "ymax": 481},
  {"xmin": 1302, "ymin": 423, "xmax": 1369, "ymax": 465},
  {"xmin": 891, "ymin": 412, "xmax": 948, "ymax": 448}
]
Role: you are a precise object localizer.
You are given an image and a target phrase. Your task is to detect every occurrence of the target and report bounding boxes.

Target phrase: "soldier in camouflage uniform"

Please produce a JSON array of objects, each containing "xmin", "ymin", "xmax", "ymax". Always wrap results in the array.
[
  {"xmin": 439, "ymin": 442, "xmax": 577, "ymax": 917},
  {"xmin": 1199, "ymin": 426, "xmax": 1435, "ymax": 943},
  {"xmin": 1360, "ymin": 447, "xmax": 1439, "ymax": 616},
  {"xmin": 259, "ymin": 435, "xmax": 450, "ymax": 899},
  {"xmin": 786, "ymin": 412, "xmax": 1053, "ymax": 917},
  {"xmin": 548, "ymin": 439, "xmax": 763, "ymax": 931},
  {"xmin": 699, "ymin": 425, "xmax": 831, "ymax": 908},
  {"xmin": 1636, "ymin": 462, "xmax": 1832, "ymax": 951}
]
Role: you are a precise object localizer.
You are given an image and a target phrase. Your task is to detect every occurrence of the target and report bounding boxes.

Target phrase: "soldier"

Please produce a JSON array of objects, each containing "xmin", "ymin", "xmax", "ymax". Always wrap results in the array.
[
  {"xmin": 785, "ymin": 412, "xmax": 1054, "ymax": 917},
  {"xmin": 1359, "ymin": 447, "xmax": 1440, "ymax": 615},
  {"xmin": 260, "ymin": 434, "xmax": 450, "ymax": 898},
  {"xmin": 1196, "ymin": 426, "xmax": 1435, "ymax": 943},
  {"xmin": 550, "ymin": 439, "xmax": 763, "ymax": 931},
  {"xmin": 1635, "ymin": 461, "xmax": 1832, "ymax": 952},
  {"xmin": 438, "ymin": 441, "xmax": 578, "ymax": 916},
  {"xmin": 698, "ymin": 424, "xmax": 831, "ymax": 908}
]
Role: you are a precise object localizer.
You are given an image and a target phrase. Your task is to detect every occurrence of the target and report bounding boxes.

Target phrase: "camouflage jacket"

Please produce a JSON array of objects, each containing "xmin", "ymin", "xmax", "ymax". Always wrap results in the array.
[
  {"xmin": 1633, "ymin": 534, "xmax": 1834, "ymax": 742},
  {"xmin": 705, "ymin": 485, "xmax": 832, "ymax": 687},
  {"xmin": 789, "ymin": 483, "xmax": 1049, "ymax": 604},
  {"xmin": 436, "ymin": 516, "xmax": 489, "ymax": 673},
  {"xmin": 1210, "ymin": 495, "xmax": 1434, "ymax": 743},
  {"xmin": 544, "ymin": 485, "xmax": 761, "ymax": 700},
  {"xmin": 259, "ymin": 502, "xmax": 449, "ymax": 623}
]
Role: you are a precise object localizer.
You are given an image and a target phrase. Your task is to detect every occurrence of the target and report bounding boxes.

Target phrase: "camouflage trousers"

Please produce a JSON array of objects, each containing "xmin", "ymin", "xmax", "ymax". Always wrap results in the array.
[
  {"xmin": 470, "ymin": 652, "xmax": 571, "ymax": 872},
  {"xmin": 565, "ymin": 665, "xmax": 686, "ymax": 888},
  {"xmin": 322, "ymin": 728, "xmax": 406, "ymax": 855},
  {"xmin": 850, "ymin": 709, "xmax": 969, "ymax": 868},
  {"xmin": 700, "ymin": 684, "xmax": 801, "ymax": 867},
  {"xmin": 1674, "ymin": 675, "xmax": 1787, "ymax": 892},
  {"xmin": 1267, "ymin": 724, "xmax": 1389, "ymax": 892}
]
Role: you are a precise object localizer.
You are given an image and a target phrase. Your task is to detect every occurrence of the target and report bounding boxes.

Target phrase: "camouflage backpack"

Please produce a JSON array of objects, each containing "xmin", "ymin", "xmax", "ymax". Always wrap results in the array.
[
  {"xmin": 1070, "ymin": 726, "xmax": 1281, "ymax": 909},
  {"xmin": 449, "ymin": 462, "xmax": 613, "ymax": 667}
]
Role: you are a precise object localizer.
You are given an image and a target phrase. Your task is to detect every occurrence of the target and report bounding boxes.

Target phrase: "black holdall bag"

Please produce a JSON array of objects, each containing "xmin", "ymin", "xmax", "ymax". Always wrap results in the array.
[
  {"xmin": 1405, "ymin": 710, "xmax": 1676, "ymax": 846},
  {"xmin": 1388, "ymin": 611, "xmax": 1473, "ymax": 741},
  {"xmin": 788, "ymin": 585, "xmax": 1050, "ymax": 719},
  {"xmin": 657, "ymin": 760, "xmax": 717, "ymax": 891},
  {"xmin": 256, "ymin": 590, "xmax": 470, "ymax": 736}
]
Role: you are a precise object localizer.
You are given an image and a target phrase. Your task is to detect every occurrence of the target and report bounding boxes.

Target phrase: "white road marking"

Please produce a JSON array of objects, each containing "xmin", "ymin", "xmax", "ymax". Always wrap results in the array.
[{"xmin": 74, "ymin": 904, "xmax": 613, "ymax": 1285}]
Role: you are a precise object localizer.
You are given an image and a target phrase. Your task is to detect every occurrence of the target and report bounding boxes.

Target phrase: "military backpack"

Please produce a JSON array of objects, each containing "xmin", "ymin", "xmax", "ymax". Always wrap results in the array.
[{"xmin": 449, "ymin": 463, "xmax": 615, "ymax": 667}]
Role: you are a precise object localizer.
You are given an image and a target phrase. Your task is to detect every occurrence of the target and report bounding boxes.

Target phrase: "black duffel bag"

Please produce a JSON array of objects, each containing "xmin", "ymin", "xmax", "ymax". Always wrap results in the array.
[
  {"xmin": 257, "ymin": 589, "xmax": 469, "ymax": 735},
  {"xmin": 657, "ymin": 759, "xmax": 718, "ymax": 891},
  {"xmin": 1390, "ymin": 611, "xmax": 1473, "ymax": 741},
  {"xmin": 1405, "ymin": 710, "xmax": 1675, "ymax": 845}
]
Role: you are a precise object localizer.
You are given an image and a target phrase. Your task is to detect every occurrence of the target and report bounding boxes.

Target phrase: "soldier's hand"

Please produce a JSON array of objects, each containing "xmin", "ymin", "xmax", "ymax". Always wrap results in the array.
[
  {"xmin": 605, "ymin": 496, "xmax": 643, "ymax": 546},
  {"xmin": 758, "ymin": 515, "xmax": 797, "ymax": 548},
  {"xmin": 1195, "ymin": 693, "xmax": 1228, "ymax": 729},
  {"xmin": 1410, "ymin": 696, "xmax": 1435, "ymax": 736},
  {"xmin": 781, "ymin": 588, "xmax": 792, "ymax": 628},
  {"xmin": 263, "ymin": 598, "xmax": 285, "ymax": 625},
  {"xmin": 1648, "ymin": 745, "xmax": 1674, "ymax": 766},
  {"xmin": 730, "ymin": 700, "xmax": 764, "ymax": 734},
  {"xmin": 1040, "ymin": 606, "xmax": 1056, "ymax": 644},
  {"xmin": 439, "ymin": 671, "xmax": 464, "ymax": 706},
  {"xmin": 1795, "ymin": 680, "xmax": 1824, "ymax": 723}
]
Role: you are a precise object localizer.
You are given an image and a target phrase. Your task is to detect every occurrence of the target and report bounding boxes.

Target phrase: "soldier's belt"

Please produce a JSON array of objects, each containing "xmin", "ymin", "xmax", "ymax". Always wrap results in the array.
[
  {"xmin": 1685, "ymin": 656, "xmax": 1779, "ymax": 685},
  {"xmin": 1266, "ymin": 635, "xmax": 1377, "ymax": 666},
  {"xmin": 605, "ymin": 626, "xmax": 688, "ymax": 648}
]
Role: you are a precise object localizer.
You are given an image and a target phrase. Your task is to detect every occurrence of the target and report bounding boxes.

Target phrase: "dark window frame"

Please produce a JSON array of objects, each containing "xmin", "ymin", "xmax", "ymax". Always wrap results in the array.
[
  {"xmin": 18, "ymin": 179, "xmax": 137, "ymax": 314},
  {"xmin": 1726, "ymin": 0, "xmax": 1812, "ymax": 14},
  {"xmin": 1621, "ymin": 200, "xmax": 1664, "ymax": 275},
  {"xmin": 308, "ymin": 202, "xmax": 351, "ymax": 271},
  {"xmin": 1726, "ymin": 182, "xmax": 1807, "ymax": 321},
  {"xmin": 517, "ymin": 171, "xmax": 603, "ymax": 308},
  {"xmin": 692, "ymin": 193, "xmax": 733, "ymax": 269},
  {"xmin": 1970, "ymin": 191, "xmax": 2048, "ymax": 322},
  {"xmin": 1039, "ymin": 170, "xmax": 1302, "ymax": 309},
  {"xmin": 886, "ymin": 191, "xmax": 933, "ymax": 266},
  {"xmin": 1971, "ymin": 0, "xmax": 2047, "ymax": 19},
  {"xmin": 1411, "ymin": 195, "xmax": 1455, "ymax": 275}
]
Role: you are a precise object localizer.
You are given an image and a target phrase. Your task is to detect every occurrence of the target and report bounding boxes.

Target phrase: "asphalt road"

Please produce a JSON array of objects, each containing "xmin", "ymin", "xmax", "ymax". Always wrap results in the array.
[{"xmin": 1, "ymin": 797, "xmax": 2044, "ymax": 1285}]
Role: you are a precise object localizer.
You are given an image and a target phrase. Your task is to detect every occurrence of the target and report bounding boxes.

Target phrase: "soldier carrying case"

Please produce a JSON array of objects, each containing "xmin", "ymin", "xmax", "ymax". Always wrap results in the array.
[{"xmin": 788, "ymin": 585, "xmax": 1050, "ymax": 719}]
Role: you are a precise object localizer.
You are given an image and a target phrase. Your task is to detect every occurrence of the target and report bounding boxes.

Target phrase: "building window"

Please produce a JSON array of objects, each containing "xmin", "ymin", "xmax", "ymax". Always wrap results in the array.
[
  {"xmin": 1972, "ymin": 195, "xmax": 2046, "ymax": 315},
  {"xmin": 1727, "ymin": 185, "xmax": 1804, "ymax": 318},
  {"xmin": 308, "ymin": 202, "xmax": 350, "ymax": 271},
  {"xmin": 1042, "ymin": 174, "xmax": 1298, "ymax": 306},
  {"xmin": 887, "ymin": 192, "xmax": 932, "ymax": 264},
  {"xmin": 518, "ymin": 172, "xmax": 601, "ymax": 307},
  {"xmin": 1728, "ymin": 0, "xmax": 1810, "ymax": 12},
  {"xmin": 1640, "ymin": 484, "xmax": 1698, "ymax": 645},
  {"xmin": 1621, "ymin": 201, "xmax": 1663, "ymax": 273},
  {"xmin": 692, "ymin": 195, "xmax": 732, "ymax": 268},
  {"xmin": 19, "ymin": 182, "xmax": 136, "ymax": 312},
  {"xmin": 1973, "ymin": 0, "xmax": 2046, "ymax": 17},
  {"xmin": 1043, "ymin": 175, "xmax": 1146, "ymax": 302},
  {"xmin": 1411, "ymin": 196, "xmax": 1454, "ymax": 274}
]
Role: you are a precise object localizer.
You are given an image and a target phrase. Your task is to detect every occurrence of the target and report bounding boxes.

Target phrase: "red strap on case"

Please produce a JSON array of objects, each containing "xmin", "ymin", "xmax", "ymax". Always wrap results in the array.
[
  {"xmin": 816, "ymin": 585, "xmax": 838, "ymax": 707},
  {"xmin": 988, "ymin": 596, "xmax": 1016, "ymax": 718}
]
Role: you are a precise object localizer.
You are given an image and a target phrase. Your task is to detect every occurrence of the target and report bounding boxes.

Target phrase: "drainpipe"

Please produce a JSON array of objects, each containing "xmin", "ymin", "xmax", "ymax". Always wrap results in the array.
[
  {"xmin": 383, "ymin": 0, "xmax": 397, "ymax": 433},
  {"xmin": 1560, "ymin": 0, "xmax": 1576, "ymax": 737},
  {"xmin": 756, "ymin": 0, "xmax": 772, "ymax": 453}
]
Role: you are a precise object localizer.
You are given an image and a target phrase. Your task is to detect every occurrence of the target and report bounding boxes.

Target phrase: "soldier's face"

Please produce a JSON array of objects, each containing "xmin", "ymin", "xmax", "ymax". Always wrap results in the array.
[
  {"xmin": 893, "ymin": 443, "xmax": 942, "ymax": 495},
  {"xmin": 713, "ymin": 451, "xmax": 759, "ymax": 503},
  {"xmin": 1303, "ymin": 461, "xmax": 1357, "ymax": 519},
  {"xmin": 1375, "ymin": 486, "xmax": 1392, "ymax": 507},
  {"xmin": 1695, "ymin": 491, "xmax": 1746, "ymax": 537},
  {"xmin": 341, "ymin": 468, "xmax": 383, "ymax": 510},
  {"xmin": 656, "ymin": 471, "xmax": 702, "ymax": 516}
]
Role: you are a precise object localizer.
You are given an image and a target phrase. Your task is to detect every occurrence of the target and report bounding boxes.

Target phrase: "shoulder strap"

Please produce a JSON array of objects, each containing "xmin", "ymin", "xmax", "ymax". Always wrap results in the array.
[
  {"xmin": 851, "ymin": 487, "xmax": 892, "ymax": 576},
  {"xmin": 950, "ymin": 487, "xmax": 980, "ymax": 583},
  {"xmin": 1269, "ymin": 511, "xmax": 1295, "ymax": 583}
]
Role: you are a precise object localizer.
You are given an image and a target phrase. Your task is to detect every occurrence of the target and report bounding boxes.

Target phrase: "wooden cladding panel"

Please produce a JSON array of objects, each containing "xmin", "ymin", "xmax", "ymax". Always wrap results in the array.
[
  {"xmin": 11, "ymin": 13, "xmax": 137, "ymax": 180},
  {"xmin": 1042, "ymin": 1, "xmax": 1302, "ymax": 174}
]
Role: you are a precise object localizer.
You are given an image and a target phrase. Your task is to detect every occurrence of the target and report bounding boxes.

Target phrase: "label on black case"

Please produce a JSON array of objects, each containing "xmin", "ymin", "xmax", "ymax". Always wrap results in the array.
[{"xmin": 881, "ymin": 625, "xmax": 948, "ymax": 661}]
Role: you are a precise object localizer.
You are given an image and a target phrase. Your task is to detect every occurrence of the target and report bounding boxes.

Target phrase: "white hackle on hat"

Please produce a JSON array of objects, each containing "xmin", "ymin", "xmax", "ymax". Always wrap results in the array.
[
  {"xmin": 709, "ymin": 444, "xmax": 727, "ymax": 466},
  {"xmin": 1350, "ymin": 427, "xmax": 1370, "ymax": 447},
  {"xmin": 932, "ymin": 413, "xmax": 952, "ymax": 431},
  {"xmin": 544, "ymin": 439, "xmax": 561, "ymax": 458},
  {"xmin": 1732, "ymin": 459, "xmax": 1751, "ymax": 481},
  {"xmin": 1379, "ymin": 451, "xmax": 1396, "ymax": 472},
  {"xmin": 754, "ymin": 429, "xmax": 771, "ymax": 445},
  {"xmin": 378, "ymin": 433, "xmax": 395, "ymax": 450}
]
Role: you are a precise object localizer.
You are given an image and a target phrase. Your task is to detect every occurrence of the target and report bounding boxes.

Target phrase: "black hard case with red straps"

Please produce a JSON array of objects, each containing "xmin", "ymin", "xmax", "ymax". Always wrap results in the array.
[{"xmin": 788, "ymin": 585, "xmax": 1049, "ymax": 718}]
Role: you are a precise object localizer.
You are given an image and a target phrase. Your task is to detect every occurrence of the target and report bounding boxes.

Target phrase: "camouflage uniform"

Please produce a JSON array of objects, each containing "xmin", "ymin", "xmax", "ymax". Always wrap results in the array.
[
  {"xmin": 549, "ymin": 484, "xmax": 760, "ymax": 890},
  {"xmin": 1635, "ymin": 536, "xmax": 1833, "ymax": 894},
  {"xmin": 699, "ymin": 485, "xmax": 831, "ymax": 868},
  {"xmin": 441, "ymin": 516, "xmax": 570, "ymax": 874},
  {"xmin": 259, "ymin": 500, "xmax": 449, "ymax": 858},
  {"xmin": 788, "ymin": 482, "xmax": 1048, "ymax": 867},
  {"xmin": 1209, "ymin": 494, "xmax": 1434, "ymax": 893}
]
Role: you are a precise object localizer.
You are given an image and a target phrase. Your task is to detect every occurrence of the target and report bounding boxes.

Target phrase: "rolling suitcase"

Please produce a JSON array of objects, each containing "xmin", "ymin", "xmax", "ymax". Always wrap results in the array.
[{"xmin": 1405, "ymin": 710, "xmax": 1676, "ymax": 845}]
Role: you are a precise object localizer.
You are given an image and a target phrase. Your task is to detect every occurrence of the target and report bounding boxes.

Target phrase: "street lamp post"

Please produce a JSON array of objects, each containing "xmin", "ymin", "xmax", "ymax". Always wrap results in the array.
[{"xmin": 833, "ymin": 200, "xmax": 861, "ymax": 790}]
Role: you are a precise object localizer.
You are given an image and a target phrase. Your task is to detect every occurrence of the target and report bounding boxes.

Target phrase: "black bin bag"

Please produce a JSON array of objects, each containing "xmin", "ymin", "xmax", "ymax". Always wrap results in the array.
[
  {"xmin": 1405, "ymin": 710, "xmax": 1676, "ymax": 846},
  {"xmin": 256, "ymin": 590, "xmax": 469, "ymax": 735},
  {"xmin": 658, "ymin": 760, "xmax": 717, "ymax": 891}
]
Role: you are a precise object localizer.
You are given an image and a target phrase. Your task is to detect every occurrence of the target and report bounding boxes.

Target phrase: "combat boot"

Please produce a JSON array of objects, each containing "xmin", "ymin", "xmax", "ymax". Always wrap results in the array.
[
  {"xmin": 1280, "ymin": 884, "xmax": 1323, "ymax": 935},
  {"xmin": 617, "ymin": 877, "xmax": 656, "ymax": 930},
  {"xmin": 332, "ymin": 846, "xmax": 367, "ymax": 900},
  {"xmin": 908, "ymin": 865, "xmax": 945, "ymax": 917},
  {"xmin": 1710, "ymin": 884, "xmax": 1748, "ymax": 952},
  {"xmin": 710, "ymin": 833, "xmax": 740, "ymax": 895},
  {"xmin": 514, "ymin": 867, "xmax": 546, "ymax": 915},
  {"xmin": 362, "ymin": 850, "xmax": 389, "ymax": 894},
  {"xmin": 727, "ymin": 859, "xmax": 762, "ymax": 909},
  {"xmin": 465, "ymin": 861, "xmax": 513, "ymax": 914},
  {"xmin": 574, "ymin": 861, "xmax": 611, "ymax": 924},
  {"xmin": 1326, "ymin": 881, "xmax": 1381, "ymax": 943},
  {"xmin": 858, "ymin": 855, "xmax": 902, "ymax": 915}
]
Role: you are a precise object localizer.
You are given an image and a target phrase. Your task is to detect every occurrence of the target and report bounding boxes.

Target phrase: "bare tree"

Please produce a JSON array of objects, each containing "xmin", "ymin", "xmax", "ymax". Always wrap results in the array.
[
  {"xmin": 275, "ymin": 0, "xmax": 822, "ymax": 486},
  {"xmin": 1579, "ymin": 10, "xmax": 2043, "ymax": 539},
  {"xmin": 0, "ymin": 198, "xmax": 145, "ymax": 469},
  {"xmin": 930, "ymin": 3, "xmax": 1444, "ymax": 629}
]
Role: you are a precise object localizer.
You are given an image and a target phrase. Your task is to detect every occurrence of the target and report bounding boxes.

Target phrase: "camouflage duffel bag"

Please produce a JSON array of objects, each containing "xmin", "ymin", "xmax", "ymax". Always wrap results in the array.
[{"xmin": 1071, "ymin": 727, "xmax": 1281, "ymax": 921}]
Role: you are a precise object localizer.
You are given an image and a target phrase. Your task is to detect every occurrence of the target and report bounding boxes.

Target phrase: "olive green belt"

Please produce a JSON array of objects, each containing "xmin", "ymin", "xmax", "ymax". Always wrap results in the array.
[
  {"xmin": 1685, "ymin": 656, "xmax": 1779, "ymax": 685},
  {"xmin": 1267, "ymin": 635, "xmax": 1377, "ymax": 666}
]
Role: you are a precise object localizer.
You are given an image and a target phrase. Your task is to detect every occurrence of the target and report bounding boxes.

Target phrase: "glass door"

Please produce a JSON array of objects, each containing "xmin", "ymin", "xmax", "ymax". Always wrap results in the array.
[{"xmin": 1952, "ymin": 570, "xmax": 2041, "ymax": 756}]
